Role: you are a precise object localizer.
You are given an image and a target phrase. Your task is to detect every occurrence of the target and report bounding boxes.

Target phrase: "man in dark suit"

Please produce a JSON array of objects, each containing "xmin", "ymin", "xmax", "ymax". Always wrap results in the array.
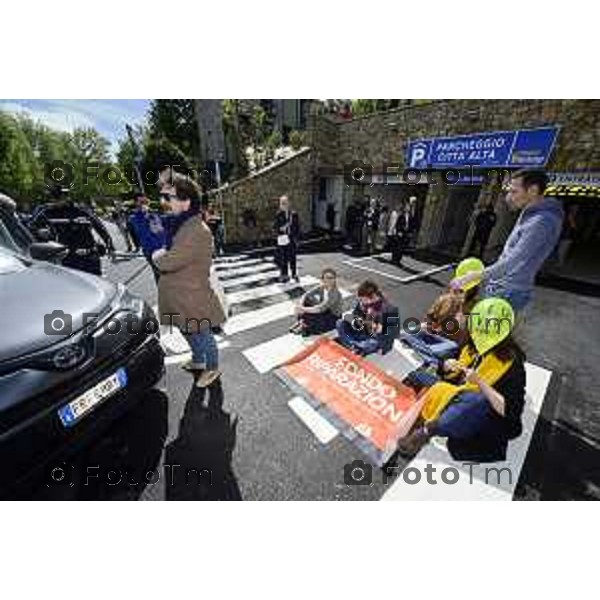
[{"xmin": 273, "ymin": 195, "xmax": 300, "ymax": 282}]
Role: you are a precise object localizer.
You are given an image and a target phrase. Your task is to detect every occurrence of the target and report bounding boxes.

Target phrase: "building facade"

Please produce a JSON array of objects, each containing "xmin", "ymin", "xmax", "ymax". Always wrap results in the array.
[
  {"xmin": 212, "ymin": 99, "xmax": 600, "ymax": 285},
  {"xmin": 307, "ymin": 99, "xmax": 600, "ymax": 284}
]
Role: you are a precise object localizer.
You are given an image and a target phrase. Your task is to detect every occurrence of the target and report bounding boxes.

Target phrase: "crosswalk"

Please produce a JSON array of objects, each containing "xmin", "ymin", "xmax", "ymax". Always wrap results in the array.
[
  {"xmin": 156, "ymin": 253, "xmax": 337, "ymax": 367},
  {"xmin": 154, "ymin": 251, "xmax": 553, "ymax": 501}
]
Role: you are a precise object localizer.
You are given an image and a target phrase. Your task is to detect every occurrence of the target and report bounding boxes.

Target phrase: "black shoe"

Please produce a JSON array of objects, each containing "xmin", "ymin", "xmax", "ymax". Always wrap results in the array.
[{"xmin": 292, "ymin": 274, "xmax": 300, "ymax": 283}]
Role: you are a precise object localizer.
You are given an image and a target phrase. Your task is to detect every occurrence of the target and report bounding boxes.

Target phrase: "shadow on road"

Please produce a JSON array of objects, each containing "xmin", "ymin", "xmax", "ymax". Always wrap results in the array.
[{"xmin": 165, "ymin": 380, "xmax": 241, "ymax": 501}]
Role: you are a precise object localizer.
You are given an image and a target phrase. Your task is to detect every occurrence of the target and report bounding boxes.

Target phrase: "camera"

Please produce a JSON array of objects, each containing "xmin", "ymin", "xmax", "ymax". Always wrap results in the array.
[
  {"xmin": 44, "ymin": 310, "xmax": 73, "ymax": 336},
  {"xmin": 344, "ymin": 160, "xmax": 372, "ymax": 187},
  {"xmin": 344, "ymin": 459, "xmax": 373, "ymax": 486},
  {"xmin": 45, "ymin": 461, "xmax": 74, "ymax": 487},
  {"xmin": 44, "ymin": 160, "xmax": 74, "ymax": 188}
]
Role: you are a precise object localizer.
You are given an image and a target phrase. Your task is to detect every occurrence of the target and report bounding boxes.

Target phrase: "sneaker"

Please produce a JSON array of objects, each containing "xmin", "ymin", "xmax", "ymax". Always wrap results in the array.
[
  {"xmin": 289, "ymin": 322, "xmax": 303, "ymax": 334},
  {"xmin": 195, "ymin": 369, "xmax": 222, "ymax": 388}
]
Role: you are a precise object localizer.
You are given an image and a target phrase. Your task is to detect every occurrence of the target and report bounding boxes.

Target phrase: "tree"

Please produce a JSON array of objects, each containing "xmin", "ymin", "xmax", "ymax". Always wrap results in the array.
[
  {"xmin": 148, "ymin": 100, "xmax": 200, "ymax": 165},
  {"xmin": 0, "ymin": 112, "xmax": 39, "ymax": 200}
]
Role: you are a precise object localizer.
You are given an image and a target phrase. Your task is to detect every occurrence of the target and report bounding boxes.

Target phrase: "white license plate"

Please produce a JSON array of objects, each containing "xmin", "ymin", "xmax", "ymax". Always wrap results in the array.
[{"xmin": 58, "ymin": 367, "xmax": 128, "ymax": 428}]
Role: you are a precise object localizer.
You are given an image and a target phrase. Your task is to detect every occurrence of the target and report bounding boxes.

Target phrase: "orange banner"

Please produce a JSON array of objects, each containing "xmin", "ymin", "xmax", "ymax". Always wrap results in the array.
[{"xmin": 282, "ymin": 338, "xmax": 417, "ymax": 451}]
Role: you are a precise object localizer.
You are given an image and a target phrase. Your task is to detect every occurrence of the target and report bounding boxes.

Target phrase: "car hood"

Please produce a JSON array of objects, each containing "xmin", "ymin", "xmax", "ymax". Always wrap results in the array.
[{"xmin": 0, "ymin": 260, "xmax": 117, "ymax": 362}]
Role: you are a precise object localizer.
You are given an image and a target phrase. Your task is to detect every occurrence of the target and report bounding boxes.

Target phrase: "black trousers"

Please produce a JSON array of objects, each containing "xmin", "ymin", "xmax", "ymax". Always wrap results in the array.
[
  {"xmin": 277, "ymin": 243, "xmax": 297, "ymax": 278},
  {"xmin": 388, "ymin": 235, "xmax": 406, "ymax": 265},
  {"xmin": 301, "ymin": 310, "xmax": 338, "ymax": 335},
  {"xmin": 468, "ymin": 235, "xmax": 490, "ymax": 258}
]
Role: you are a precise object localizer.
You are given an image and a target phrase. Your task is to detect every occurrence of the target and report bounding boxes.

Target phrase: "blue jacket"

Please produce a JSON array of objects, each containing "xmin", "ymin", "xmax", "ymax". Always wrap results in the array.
[
  {"xmin": 128, "ymin": 209, "xmax": 166, "ymax": 254},
  {"xmin": 485, "ymin": 197, "xmax": 564, "ymax": 293}
]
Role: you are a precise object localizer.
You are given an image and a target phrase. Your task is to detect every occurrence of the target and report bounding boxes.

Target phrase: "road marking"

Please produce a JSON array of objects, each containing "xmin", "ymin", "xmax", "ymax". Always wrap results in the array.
[
  {"xmin": 226, "ymin": 275, "xmax": 319, "ymax": 305},
  {"xmin": 163, "ymin": 341, "xmax": 232, "ymax": 366},
  {"xmin": 214, "ymin": 257, "xmax": 273, "ymax": 271},
  {"xmin": 223, "ymin": 289, "xmax": 351, "ymax": 336},
  {"xmin": 213, "ymin": 254, "xmax": 250, "ymax": 263},
  {"xmin": 288, "ymin": 396, "xmax": 339, "ymax": 444},
  {"xmin": 243, "ymin": 333, "xmax": 312, "ymax": 374},
  {"xmin": 218, "ymin": 262, "xmax": 281, "ymax": 279},
  {"xmin": 341, "ymin": 259, "xmax": 411, "ymax": 283},
  {"xmin": 381, "ymin": 362, "xmax": 552, "ymax": 501},
  {"xmin": 342, "ymin": 255, "xmax": 454, "ymax": 284},
  {"xmin": 223, "ymin": 299, "xmax": 299, "ymax": 335},
  {"xmin": 220, "ymin": 270, "xmax": 281, "ymax": 289}
]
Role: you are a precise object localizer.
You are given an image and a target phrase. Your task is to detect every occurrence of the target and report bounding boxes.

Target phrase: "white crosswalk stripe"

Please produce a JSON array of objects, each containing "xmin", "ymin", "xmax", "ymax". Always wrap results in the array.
[
  {"xmin": 218, "ymin": 262, "xmax": 278, "ymax": 279},
  {"xmin": 220, "ymin": 270, "xmax": 281, "ymax": 289},
  {"xmin": 153, "ymin": 253, "xmax": 554, "ymax": 499},
  {"xmin": 214, "ymin": 257, "xmax": 273, "ymax": 271},
  {"xmin": 226, "ymin": 275, "xmax": 319, "ymax": 305}
]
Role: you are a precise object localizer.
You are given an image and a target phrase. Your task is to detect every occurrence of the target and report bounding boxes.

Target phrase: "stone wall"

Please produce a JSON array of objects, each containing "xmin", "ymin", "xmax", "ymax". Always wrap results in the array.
[
  {"xmin": 332, "ymin": 99, "xmax": 600, "ymax": 172},
  {"xmin": 210, "ymin": 100, "xmax": 600, "ymax": 251},
  {"xmin": 209, "ymin": 148, "xmax": 313, "ymax": 245}
]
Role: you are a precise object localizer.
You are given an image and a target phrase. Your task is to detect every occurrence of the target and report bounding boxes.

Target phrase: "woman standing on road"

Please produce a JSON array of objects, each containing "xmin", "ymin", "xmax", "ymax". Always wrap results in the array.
[{"xmin": 153, "ymin": 174, "xmax": 226, "ymax": 388}]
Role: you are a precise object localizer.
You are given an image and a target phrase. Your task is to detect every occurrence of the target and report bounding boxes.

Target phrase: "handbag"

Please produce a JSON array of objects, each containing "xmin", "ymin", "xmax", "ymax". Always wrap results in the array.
[{"xmin": 277, "ymin": 234, "xmax": 290, "ymax": 246}]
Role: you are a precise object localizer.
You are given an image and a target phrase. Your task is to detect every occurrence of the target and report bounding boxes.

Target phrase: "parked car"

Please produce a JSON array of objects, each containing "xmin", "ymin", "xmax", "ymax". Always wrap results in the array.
[
  {"xmin": 0, "ymin": 199, "xmax": 67, "ymax": 263},
  {"xmin": 0, "ymin": 245, "xmax": 165, "ymax": 497}
]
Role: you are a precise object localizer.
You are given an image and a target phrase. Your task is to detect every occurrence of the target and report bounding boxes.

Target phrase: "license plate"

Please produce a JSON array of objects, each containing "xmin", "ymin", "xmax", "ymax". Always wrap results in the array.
[{"xmin": 58, "ymin": 368, "xmax": 128, "ymax": 428}]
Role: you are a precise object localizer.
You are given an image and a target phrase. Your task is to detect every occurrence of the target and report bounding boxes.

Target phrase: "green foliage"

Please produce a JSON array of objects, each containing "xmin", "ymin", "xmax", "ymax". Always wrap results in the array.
[
  {"xmin": 289, "ymin": 130, "xmax": 305, "ymax": 150},
  {"xmin": 0, "ymin": 110, "xmax": 128, "ymax": 205},
  {"xmin": 222, "ymin": 100, "xmax": 248, "ymax": 179},
  {"xmin": 148, "ymin": 99, "xmax": 200, "ymax": 165}
]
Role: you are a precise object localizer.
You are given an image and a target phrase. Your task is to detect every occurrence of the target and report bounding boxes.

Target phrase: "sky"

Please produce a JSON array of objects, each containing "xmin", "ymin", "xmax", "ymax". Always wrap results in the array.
[{"xmin": 0, "ymin": 99, "xmax": 150, "ymax": 154}]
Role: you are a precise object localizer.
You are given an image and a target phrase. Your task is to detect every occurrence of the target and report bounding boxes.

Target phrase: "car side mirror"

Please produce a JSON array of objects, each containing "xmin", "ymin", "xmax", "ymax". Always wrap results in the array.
[
  {"xmin": 34, "ymin": 227, "xmax": 54, "ymax": 242},
  {"xmin": 29, "ymin": 241, "xmax": 68, "ymax": 262}
]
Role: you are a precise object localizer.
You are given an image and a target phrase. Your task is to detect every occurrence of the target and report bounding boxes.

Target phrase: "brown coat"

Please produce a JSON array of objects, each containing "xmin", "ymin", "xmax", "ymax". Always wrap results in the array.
[{"xmin": 155, "ymin": 215, "xmax": 226, "ymax": 331}]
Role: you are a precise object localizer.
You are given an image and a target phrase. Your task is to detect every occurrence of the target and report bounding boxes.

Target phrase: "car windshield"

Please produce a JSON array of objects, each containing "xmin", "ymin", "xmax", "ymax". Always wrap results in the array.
[
  {"xmin": 0, "ymin": 208, "xmax": 32, "ymax": 253},
  {"xmin": 0, "ymin": 248, "xmax": 28, "ymax": 275}
]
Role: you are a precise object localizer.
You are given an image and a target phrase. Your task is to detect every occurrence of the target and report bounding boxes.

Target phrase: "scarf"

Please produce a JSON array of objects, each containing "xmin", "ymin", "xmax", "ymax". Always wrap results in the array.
[
  {"xmin": 421, "ymin": 343, "xmax": 514, "ymax": 423},
  {"xmin": 165, "ymin": 208, "xmax": 199, "ymax": 250}
]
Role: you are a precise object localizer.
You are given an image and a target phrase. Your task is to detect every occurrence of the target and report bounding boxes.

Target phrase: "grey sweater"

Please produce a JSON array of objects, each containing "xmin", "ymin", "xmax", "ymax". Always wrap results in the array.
[{"xmin": 485, "ymin": 197, "xmax": 564, "ymax": 293}]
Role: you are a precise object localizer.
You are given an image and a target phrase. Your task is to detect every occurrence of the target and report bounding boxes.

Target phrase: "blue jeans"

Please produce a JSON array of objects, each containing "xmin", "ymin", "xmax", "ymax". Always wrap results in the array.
[
  {"xmin": 432, "ymin": 392, "xmax": 496, "ymax": 439},
  {"xmin": 184, "ymin": 330, "xmax": 219, "ymax": 370},
  {"xmin": 401, "ymin": 330, "xmax": 459, "ymax": 366},
  {"xmin": 482, "ymin": 284, "xmax": 531, "ymax": 312},
  {"xmin": 336, "ymin": 319, "xmax": 384, "ymax": 355}
]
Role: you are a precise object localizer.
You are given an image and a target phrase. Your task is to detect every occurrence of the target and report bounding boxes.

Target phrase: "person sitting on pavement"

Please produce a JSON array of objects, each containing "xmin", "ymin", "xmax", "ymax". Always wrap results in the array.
[
  {"xmin": 450, "ymin": 170, "xmax": 564, "ymax": 313},
  {"xmin": 153, "ymin": 174, "xmax": 226, "ymax": 389},
  {"xmin": 336, "ymin": 280, "xmax": 399, "ymax": 356},
  {"xmin": 290, "ymin": 268, "xmax": 343, "ymax": 336},
  {"xmin": 399, "ymin": 297, "xmax": 526, "ymax": 463},
  {"xmin": 128, "ymin": 192, "xmax": 166, "ymax": 282},
  {"xmin": 403, "ymin": 292, "xmax": 467, "ymax": 388}
]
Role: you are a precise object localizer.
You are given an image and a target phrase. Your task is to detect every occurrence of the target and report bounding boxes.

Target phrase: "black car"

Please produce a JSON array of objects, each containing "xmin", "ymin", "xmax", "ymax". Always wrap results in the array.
[
  {"xmin": 0, "ymin": 201, "xmax": 67, "ymax": 263},
  {"xmin": 0, "ymin": 246, "xmax": 165, "ymax": 497}
]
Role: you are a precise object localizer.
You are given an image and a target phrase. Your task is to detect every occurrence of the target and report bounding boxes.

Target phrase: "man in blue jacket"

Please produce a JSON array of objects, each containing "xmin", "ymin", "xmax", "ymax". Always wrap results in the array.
[
  {"xmin": 128, "ymin": 192, "xmax": 166, "ymax": 282},
  {"xmin": 451, "ymin": 170, "xmax": 564, "ymax": 312}
]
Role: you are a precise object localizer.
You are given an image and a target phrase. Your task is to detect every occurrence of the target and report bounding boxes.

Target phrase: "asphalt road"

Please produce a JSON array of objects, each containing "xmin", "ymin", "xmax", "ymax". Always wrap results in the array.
[{"xmin": 29, "ymin": 221, "xmax": 600, "ymax": 500}]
